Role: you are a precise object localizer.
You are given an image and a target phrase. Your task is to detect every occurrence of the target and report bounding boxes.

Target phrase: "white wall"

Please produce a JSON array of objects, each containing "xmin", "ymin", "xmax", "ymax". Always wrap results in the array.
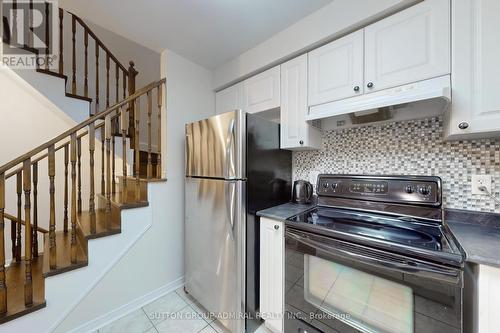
[
  {"xmin": 212, "ymin": 0, "xmax": 420, "ymax": 89},
  {"xmin": 53, "ymin": 49, "xmax": 215, "ymax": 332}
]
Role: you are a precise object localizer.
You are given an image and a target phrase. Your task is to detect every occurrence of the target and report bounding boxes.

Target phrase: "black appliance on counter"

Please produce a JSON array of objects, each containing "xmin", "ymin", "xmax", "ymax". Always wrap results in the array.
[{"xmin": 285, "ymin": 175, "xmax": 464, "ymax": 333}]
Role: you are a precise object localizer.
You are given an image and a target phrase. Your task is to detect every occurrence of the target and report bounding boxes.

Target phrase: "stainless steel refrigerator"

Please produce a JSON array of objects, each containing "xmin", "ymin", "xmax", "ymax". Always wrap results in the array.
[{"xmin": 185, "ymin": 110, "xmax": 292, "ymax": 333}]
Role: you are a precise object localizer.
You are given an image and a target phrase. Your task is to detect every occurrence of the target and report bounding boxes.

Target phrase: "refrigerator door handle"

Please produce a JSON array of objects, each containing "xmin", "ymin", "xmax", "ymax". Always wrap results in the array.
[
  {"xmin": 225, "ymin": 181, "xmax": 236, "ymax": 241},
  {"xmin": 225, "ymin": 118, "xmax": 236, "ymax": 179}
]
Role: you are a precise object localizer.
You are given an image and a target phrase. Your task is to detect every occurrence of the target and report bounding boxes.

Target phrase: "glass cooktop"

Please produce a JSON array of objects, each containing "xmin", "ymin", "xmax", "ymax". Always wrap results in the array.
[{"xmin": 287, "ymin": 207, "xmax": 455, "ymax": 254}]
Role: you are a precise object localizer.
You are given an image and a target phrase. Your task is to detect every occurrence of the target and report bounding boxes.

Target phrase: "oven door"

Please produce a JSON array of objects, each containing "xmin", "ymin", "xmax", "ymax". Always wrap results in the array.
[{"xmin": 284, "ymin": 228, "xmax": 463, "ymax": 333}]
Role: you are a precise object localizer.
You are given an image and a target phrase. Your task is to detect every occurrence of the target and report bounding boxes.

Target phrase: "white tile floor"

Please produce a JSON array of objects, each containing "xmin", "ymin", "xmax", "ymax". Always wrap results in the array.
[{"xmin": 96, "ymin": 287, "xmax": 272, "ymax": 333}]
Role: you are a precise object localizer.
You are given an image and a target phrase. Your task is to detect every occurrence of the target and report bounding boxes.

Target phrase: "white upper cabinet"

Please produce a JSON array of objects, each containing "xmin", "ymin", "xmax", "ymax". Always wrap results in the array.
[
  {"xmin": 364, "ymin": 0, "xmax": 450, "ymax": 93},
  {"xmin": 446, "ymin": 0, "xmax": 500, "ymax": 139},
  {"xmin": 215, "ymin": 83, "xmax": 243, "ymax": 115},
  {"xmin": 281, "ymin": 55, "xmax": 321, "ymax": 150},
  {"xmin": 243, "ymin": 66, "xmax": 280, "ymax": 114},
  {"xmin": 308, "ymin": 30, "xmax": 364, "ymax": 106}
]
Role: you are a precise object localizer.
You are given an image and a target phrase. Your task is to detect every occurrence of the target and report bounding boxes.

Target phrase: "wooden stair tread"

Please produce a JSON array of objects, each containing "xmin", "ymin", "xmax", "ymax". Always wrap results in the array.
[
  {"xmin": 43, "ymin": 231, "xmax": 88, "ymax": 278},
  {"xmin": 65, "ymin": 92, "xmax": 93, "ymax": 103},
  {"xmin": 77, "ymin": 210, "xmax": 121, "ymax": 240},
  {"xmin": 0, "ymin": 256, "xmax": 46, "ymax": 324},
  {"xmin": 35, "ymin": 68, "xmax": 67, "ymax": 80}
]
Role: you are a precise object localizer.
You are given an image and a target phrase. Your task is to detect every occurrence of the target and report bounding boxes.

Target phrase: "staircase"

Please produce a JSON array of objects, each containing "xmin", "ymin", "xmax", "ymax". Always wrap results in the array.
[{"xmin": 0, "ymin": 2, "xmax": 166, "ymax": 325}]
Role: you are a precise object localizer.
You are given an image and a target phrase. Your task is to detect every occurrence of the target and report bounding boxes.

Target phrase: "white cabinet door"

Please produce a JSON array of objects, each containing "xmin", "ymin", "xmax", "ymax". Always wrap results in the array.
[
  {"xmin": 260, "ymin": 217, "xmax": 284, "ymax": 333},
  {"xmin": 215, "ymin": 83, "xmax": 243, "ymax": 115},
  {"xmin": 281, "ymin": 55, "xmax": 321, "ymax": 150},
  {"xmin": 364, "ymin": 0, "xmax": 450, "ymax": 93},
  {"xmin": 446, "ymin": 0, "xmax": 500, "ymax": 139},
  {"xmin": 477, "ymin": 265, "xmax": 500, "ymax": 332},
  {"xmin": 308, "ymin": 30, "xmax": 364, "ymax": 106},
  {"xmin": 243, "ymin": 66, "xmax": 280, "ymax": 114}
]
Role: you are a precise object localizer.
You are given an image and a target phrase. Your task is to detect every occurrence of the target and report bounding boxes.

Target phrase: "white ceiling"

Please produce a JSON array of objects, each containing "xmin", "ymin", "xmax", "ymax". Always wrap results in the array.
[{"xmin": 59, "ymin": 0, "xmax": 334, "ymax": 70}]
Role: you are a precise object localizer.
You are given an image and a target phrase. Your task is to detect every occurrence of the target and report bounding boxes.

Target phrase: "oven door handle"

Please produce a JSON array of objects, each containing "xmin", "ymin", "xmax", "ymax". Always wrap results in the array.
[{"xmin": 286, "ymin": 230, "xmax": 461, "ymax": 285}]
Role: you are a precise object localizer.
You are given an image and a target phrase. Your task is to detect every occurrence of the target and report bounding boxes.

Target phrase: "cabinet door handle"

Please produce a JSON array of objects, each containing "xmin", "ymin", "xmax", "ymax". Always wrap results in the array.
[
  {"xmin": 274, "ymin": 225, "xmax": 279, "ymax": 230},
  {"xmin": 353, "ymin": 86, "xmax": 360, "ymax": 92},
  {"xmin": 299, "ymin": 140, "xmax": 304, "ymax": 145},
  {"xmin": 458, "ymin": 122, "xmax": 469, "ymax": 130},
  {"xmin": 367, "ymin": 82, "xmax": 374, "ymax": 89}
]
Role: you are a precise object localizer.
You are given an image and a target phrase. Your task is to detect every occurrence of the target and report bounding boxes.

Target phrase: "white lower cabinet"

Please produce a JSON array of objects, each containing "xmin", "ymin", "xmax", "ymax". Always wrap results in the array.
[
  {"xmin": 260, "ymin": 217, "xmax": 284, "ymax": 333},
  {"xmin": 280, "ymin": 55, "xmax": 322, "ymax": 150},
  {"xmin": 477, "ymin": 265, "xmax": 500, "ymax": 332},
  {"xmin": 446, "ymin": 0, "xmax": 500, "ymax": 139}
]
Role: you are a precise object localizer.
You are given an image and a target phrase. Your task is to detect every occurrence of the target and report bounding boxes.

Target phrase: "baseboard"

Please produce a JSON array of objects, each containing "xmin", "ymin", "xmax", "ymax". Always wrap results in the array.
[{"xmin": 68, "ymin": 276, "xmax": 185, "ymax": 333}]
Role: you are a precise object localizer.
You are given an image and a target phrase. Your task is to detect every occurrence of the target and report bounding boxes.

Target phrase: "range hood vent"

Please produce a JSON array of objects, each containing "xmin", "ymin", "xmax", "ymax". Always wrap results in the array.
[{"xmin": 306, "ymin": 75, "xmax": 451, "ymax": 122}]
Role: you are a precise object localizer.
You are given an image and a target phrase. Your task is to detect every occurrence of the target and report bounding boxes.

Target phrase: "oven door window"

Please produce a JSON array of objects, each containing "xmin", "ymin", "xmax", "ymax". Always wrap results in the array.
[{"xmin": 304, "ymin": 254, "xmax": 414, "ymax": 333}]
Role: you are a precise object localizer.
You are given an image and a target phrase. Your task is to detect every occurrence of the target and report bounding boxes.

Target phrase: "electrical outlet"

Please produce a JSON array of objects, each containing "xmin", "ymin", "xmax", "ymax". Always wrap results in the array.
[{"xmin": 472, "ymin": 174, "xmax": 492, "ymax": 195}]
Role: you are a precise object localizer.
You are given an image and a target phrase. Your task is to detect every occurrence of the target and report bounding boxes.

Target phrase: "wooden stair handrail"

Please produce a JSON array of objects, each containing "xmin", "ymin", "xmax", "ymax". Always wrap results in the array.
[
  {"xmin": 4, "ymin": 108, "xmax": 125, "ymax": 180},
  {"xmin": 0, "ymin": 78, "xmax": 165, "ymax": 175},
  {"xmin": 3, "ymin": 213, "xmax": 49, "ymax": 234}
]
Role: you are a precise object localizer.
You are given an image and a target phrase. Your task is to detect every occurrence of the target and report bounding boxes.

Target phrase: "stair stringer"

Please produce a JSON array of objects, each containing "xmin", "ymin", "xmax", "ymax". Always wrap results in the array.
[
  {"xmin": 0, "ymin": 201, "xmax": 153, "ymax": 333},
  {"xmin": 11, "ymin": 67, "xmax": 91, "ymax": 123}
]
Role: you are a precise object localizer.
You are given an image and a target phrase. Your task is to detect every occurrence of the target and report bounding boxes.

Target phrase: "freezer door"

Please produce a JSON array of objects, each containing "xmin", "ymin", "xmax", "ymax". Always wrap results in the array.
[
  {"xmin": 185, "ymin": 110, "xmax": 246, "ymax": 179},
  {"xmin": 185, "ymin": 177, "xmax": 245, "ymax": 333}
]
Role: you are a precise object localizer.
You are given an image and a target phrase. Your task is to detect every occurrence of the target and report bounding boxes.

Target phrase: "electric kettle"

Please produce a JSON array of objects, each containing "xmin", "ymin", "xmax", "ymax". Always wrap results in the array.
[{"xmin": 292, "ymin": 180, "xmax": 313, "ymax": 204}]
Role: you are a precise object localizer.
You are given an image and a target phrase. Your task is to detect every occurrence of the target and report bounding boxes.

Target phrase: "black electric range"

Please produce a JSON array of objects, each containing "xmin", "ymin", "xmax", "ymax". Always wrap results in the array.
[{"xmin": 283, "ymin": 175, "xmax": 465, "ymax": 333}]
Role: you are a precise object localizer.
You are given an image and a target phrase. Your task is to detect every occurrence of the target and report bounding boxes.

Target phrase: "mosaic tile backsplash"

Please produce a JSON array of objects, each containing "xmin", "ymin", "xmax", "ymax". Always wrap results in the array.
[{"xmin": 293, "ymin": 117, "xmax": 500, "ymax": 213}]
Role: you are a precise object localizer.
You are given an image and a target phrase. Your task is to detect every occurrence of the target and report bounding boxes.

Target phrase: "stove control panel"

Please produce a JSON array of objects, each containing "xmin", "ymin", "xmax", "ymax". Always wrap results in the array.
[{"xmin": 317, "ymin": 175, "xmax": 441, "ymax": 206}]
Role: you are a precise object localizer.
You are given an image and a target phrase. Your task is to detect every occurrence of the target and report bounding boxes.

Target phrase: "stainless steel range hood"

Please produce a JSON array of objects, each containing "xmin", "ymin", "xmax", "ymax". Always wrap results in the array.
[{"xmin": 306, "ymin": 75, "xmax": 451, "ymax": 122}]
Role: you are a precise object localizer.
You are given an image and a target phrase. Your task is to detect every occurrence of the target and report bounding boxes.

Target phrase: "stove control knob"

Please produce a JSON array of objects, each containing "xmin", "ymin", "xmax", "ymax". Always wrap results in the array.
[
  {"xmin": 322, "ymin": 182, "xmax": 329, "ymax": 189},
  {"xmin": 405, "ymin": 185, "xmax": 414, "ymax": 194},
  {"xmin": 418, "ymin": 186, "xmax": 430, "ymax": 196},
  {"xmin": 331, "ymin": 183, "xmax": 338, "ymax": 190}
]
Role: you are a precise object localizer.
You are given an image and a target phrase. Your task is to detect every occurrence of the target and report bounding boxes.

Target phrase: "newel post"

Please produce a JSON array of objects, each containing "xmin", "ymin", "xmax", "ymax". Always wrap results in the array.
[{"xmin": 127, "ymin": 61, "xmax": 139, "ymax": 145}]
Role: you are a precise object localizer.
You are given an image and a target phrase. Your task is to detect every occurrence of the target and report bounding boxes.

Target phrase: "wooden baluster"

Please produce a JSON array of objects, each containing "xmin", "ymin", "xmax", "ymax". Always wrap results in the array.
[
  {"xmin": 112, "ymin": 130, "xmax": 116, "ymax": 194},
  {"xmin": 123, "ymin": 72, "xmax": 127, "ymax": 100},
  {"xmin": 77, "ymin": 137, "xmax": 82, "ymax": 214},
  {"xmin": 147, "ymin": 91, "xmax": 152, "ymax": 179},
  {"xmin": 28, "ymin": 0, "xmax": 33, "ymax": 48},
  {"xmin": 48, "ymin": 145, "xmax": 56, "ymax": 269},
  {"xmin": 70, "ymin": 134, "xmax": 77, "ymax": 264},
  {"xmin": 71, "ymin": 15, "xmax": 76, "ymax": 95},
  {"xmin": 128, "ymin": 62, "xmax": 138, "ymax": 142},
  {"xmin": 115, "ymin": 63, "xmax": 119, "ymax": 104},
  {"xmin": 32, "ymin": 162, "xmax": 38, "ymax": 258},
  {"xmin": 10, "ymin": 187, "xmax": 16, "ymax": 259},
  {"xmin": 121, "ymin": 107, "xmax": 128, "ymax": 190},
  {"xmin": 135, "ymin": 98, "xmax": 140, "ymax": 200},
  {"xmin": 101, "ymin": 126, "xmax": 105, "ymax": 195},
  {"xmin": 12, "ymin": 0, "xmax": 18, "ymax": 46},
  {"xmin": 23, "ymin": 159, "xmax": 33, "ymax": 306},
  {"xmin": 89, "ymin": 123, "xmax": 96, "ymax": 216},
  {"xmin": 63, "ymin": 144, "xmax": 69, "ymax": 233},
  {"xmin": 95, "ymin": 42, "xmax": 99, "ymax": 115},
  {"xmin": 89, "ymin": 122, "xmax": 96, "ymax": 234},
  {"xmin": 106, "ymin": 54, "xmax": 110, "ymax": 108},
  {"xmin": 58, "ymin": 8, "xmax": 63, "ymax": 75},
  {"xmin": 157, "ymin": 85, "xmax": 163, "ymax": 178},
  {"xmin": 45, "ymin": 1, "xmax": 50, "ymax": 70},
  {"xmin": 16, "ymin": 172, "xmax": 22, "ymax": 261},
  {"xmin": 0, "ymin": 173, "xmax": 6, "ymax": 314},
  {"xmin": 84, "ymin": 30, "xmax": 89, "ymax": 97},
  {"xmin": 105, "ymin": 115, "xmax": 112, "ymax": 216}
]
